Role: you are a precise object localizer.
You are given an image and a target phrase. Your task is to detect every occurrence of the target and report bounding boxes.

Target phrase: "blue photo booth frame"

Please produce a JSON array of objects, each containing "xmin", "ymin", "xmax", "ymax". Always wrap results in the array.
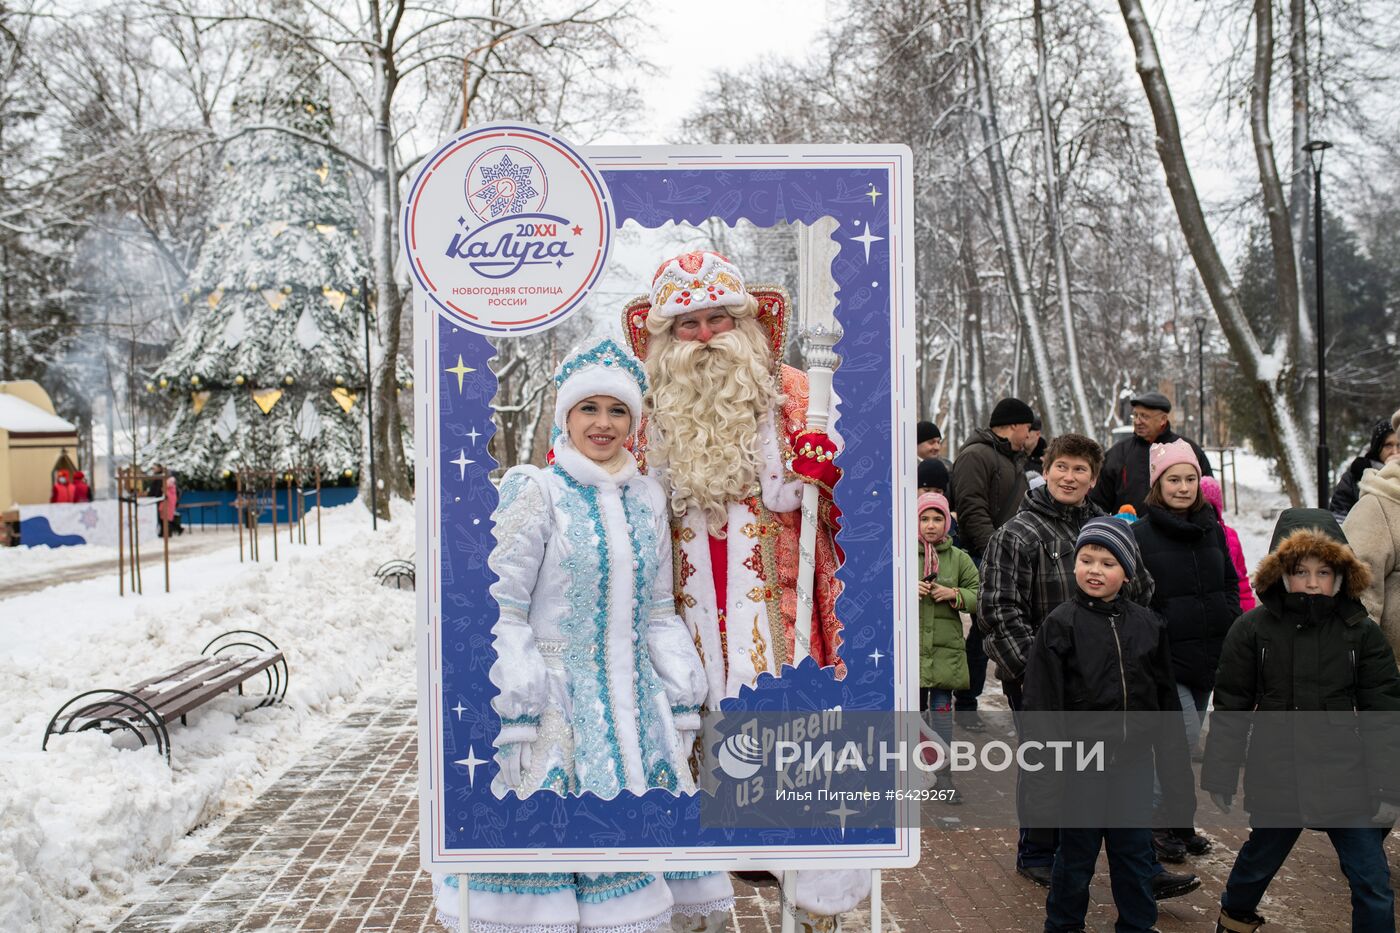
[{"xmin": 416, "ymin": 142, "xmax": 918, "ymax": 872}]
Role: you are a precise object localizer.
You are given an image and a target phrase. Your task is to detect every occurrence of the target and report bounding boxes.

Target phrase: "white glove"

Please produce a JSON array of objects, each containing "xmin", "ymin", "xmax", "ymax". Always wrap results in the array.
[
  {"xmin": 1372, "ymin": 801, "xmax": 1400, "ymax": 825},
  {"xmin": 496, "ymin": 743, "xmax": 532, "ymax": 789},
  {"xmin": 1210, "ymin": 791, "xmax": 1233, "ymax": 814},
  {"xmin": 677, "ymin": 731, "xmax": 697, "ymax": 756}
]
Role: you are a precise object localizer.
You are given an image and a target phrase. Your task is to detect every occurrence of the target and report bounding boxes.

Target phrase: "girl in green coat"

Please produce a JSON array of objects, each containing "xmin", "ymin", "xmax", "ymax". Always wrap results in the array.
[{"xmin": 918, "ymin": 491, "xmax": 981, "ymax": 752}]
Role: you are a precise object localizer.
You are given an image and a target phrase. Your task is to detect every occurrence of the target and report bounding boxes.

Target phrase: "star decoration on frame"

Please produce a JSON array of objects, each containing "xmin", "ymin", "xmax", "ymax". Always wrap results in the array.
[
  {"xmin": 454, "ymin": 746, "xmax": 486, "ymax": 787},
  {"xmin": 851, "ymin": 221, "xmax": 884, "ymax": 263},
  {"xmin": 445, "ymin": 354, "xmax": 475, "ymax": 393}
]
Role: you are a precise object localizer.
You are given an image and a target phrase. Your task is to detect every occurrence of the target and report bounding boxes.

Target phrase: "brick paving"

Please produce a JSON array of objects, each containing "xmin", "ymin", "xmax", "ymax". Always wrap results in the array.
[{"xmin": 110, "ymin": 691, "xmax": 1398, "ymax": 933}]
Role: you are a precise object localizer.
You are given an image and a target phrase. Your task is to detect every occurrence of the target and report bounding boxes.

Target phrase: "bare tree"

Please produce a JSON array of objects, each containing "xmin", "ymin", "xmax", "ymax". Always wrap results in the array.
[
  {"xmin": 1031, "ymin": 0, "xmax": 1093, "ymax": 435},
  {"xmin": 1118, "ymin": 0, "xmax": 1313, "ymax": 502},
  {"xmin": 966, "ymin": 0, "xmax": 1063, "ymax": 434}
]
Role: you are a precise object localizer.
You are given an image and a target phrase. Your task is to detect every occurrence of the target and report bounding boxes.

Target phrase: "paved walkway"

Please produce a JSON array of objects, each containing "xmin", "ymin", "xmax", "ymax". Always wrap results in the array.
[{"xmin": 110, "ymin": 692, "xmax": 1398, "ymax": 932}]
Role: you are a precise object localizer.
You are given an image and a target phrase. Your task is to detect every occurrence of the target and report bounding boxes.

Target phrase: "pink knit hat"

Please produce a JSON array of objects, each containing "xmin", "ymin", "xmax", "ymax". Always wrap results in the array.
[
  {"xmin": 917, "ymin": 491, "xmax": 951, "ymax": 579},
  {"xmin": 1200, "ymin": 475, "xmax": 1225, "ymax": 516},
  {"xmin": 1149, "ymin": 438, "xmax": 1201, "ymax": 488}
]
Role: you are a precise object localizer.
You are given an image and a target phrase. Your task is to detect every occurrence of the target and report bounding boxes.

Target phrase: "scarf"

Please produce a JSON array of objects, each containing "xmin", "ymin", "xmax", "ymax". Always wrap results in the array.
[{"xmin": 917, "ymin": 491, "xmax": 951, "ymax": 579}]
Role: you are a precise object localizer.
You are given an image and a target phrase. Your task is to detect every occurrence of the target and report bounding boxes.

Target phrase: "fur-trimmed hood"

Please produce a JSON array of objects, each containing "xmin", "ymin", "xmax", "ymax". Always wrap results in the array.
[{"xmin": 1252, "ymin": 508, "xmax": 1372, "ymax": 600}]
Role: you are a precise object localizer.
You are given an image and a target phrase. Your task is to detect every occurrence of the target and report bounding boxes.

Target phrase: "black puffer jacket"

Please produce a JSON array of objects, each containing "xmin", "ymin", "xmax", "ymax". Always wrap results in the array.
[
  {"xmin": 1022, "ymin": 592, "xmax": 1195, "ymax": 826},
  {"xmin": 1201, "ymin": 509, "xmax": 1400, "ymax": 825},
  {"xmin": 1132, "ymin": 505, "xmax": 1241, "ymax": 691},
  {"xmin": 949, "ymin": 428, "xmax": 1027, "ymax": 557},
  {"xmin": 1090, "ymin": 426, "xmax": 1213, "ymax": 515}
]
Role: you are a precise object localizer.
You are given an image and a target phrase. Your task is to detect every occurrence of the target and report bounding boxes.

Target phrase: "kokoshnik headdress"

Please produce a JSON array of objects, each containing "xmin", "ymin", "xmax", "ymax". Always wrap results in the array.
[{"xmin": 551, "ymin": 336, "xmax": 648, "ymax": 439}]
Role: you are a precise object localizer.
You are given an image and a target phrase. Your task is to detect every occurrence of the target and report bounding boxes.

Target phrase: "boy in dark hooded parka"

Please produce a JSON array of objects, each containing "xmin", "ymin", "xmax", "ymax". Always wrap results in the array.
[{"xmin": 1201, "ymin": 508, "xmax": 1400, "ymax": 933}]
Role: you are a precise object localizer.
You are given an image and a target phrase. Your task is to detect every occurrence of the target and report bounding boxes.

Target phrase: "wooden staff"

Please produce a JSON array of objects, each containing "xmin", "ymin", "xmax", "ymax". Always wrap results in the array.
[
  {"xmin": 161, "ymin": 467, "xmax": 170, "ymax": 593},
  {"xmin": 117, "ymin": 466, "xmax": 125, "ymax": 596},
  {"xmin": 270, "ymin": 472, "xmax": 279, "ymax": 561},
  {"xmin": 131, "ymin": 468, "xmax": 143, "ymax": 595},
  {"xmin": 236, "ymin": 471, "xmax": 245, "ymax": 563}
]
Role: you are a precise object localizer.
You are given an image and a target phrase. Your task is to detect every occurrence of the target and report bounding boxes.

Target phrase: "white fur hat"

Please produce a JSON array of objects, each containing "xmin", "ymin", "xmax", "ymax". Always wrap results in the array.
[
  {"xmin": 648, "ymin": 250, "xmax": 748, "ymax": 319},
  {"xmin": 552, "ymin": 336, "xmax": 647, "ymax": 436}
]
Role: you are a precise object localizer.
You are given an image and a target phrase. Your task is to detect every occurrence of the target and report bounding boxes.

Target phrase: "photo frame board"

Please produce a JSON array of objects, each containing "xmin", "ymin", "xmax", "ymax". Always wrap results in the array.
[{"xmin": 413, "ymin": 135, "xmax": 919, "ymax": 872}]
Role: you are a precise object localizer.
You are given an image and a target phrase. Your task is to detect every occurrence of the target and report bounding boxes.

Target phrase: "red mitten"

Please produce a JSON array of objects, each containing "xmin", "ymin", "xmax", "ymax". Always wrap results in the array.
[{"xmin": 790, "ymin": 430, "xmax": 842, "ymax": 495}]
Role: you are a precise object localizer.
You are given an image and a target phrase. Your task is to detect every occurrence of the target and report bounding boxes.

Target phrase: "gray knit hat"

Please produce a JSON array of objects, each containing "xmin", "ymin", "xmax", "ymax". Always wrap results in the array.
[{"xmin": 1076, "ymin": 517, "xmax": 1140, "ymax": 580}]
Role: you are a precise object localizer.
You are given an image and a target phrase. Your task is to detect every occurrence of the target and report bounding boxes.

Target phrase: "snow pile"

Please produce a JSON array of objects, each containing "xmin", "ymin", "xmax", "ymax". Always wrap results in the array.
[{"xmin": 0, "ymin": 503, "xmax": 416, "ymax": 932}]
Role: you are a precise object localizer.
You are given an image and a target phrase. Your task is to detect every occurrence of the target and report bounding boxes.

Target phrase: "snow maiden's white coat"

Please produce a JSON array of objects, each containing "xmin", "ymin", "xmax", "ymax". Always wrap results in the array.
[
  {"xmin": 434, "ymin": 335, "xmax": 732, "ymax": 933},
  {"xmin": 486, "ymin": 442, "xmax": 704, "ymax": 798}
]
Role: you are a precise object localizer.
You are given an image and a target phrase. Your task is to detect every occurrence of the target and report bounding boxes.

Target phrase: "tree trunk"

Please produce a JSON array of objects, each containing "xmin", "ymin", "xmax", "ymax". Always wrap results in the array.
[
  {"xmin": 1249, "ymin": 0, "xmax": 1301, "ymax": 367},
  {"xmin": 1287, "ymin": 0, "xmax": 1313, "ymax": 348},
  {"xmin": 1118, "ymin": 0, "xmax": 1311, "ymax": 504},
  {"xmin": 1032, "ymin": 0, "xmax": 1095, "ymax": 435},
  {"xmin": 967, "ymin": 0, "xmax": 1063, "ymax": 433},
  {"xmin": 361, "ymin": 0, "xmax": 409, "ymax": 519},
  {"xmin": 957, "ymin": 196, "xmax": 987, "ymax": 429}
]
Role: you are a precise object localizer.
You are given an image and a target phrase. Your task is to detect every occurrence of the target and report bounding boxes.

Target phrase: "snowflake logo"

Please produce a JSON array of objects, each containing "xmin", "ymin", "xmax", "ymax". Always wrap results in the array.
[
  {"xmin": 79, "ymin": 507, "xmax": 99, "ymax": 529},
  {"xmin": 468, "ymin": 153, "xmax": 542, "ymax": 220}
]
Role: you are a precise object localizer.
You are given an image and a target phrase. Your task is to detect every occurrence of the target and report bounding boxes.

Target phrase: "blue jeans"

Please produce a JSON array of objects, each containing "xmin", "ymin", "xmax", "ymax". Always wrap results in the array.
[
  {"xmin": 1222, "ymin": 827, "xmax": 1394, "ymax": 932},
  {"xmin": 1152, "ymin": 681, "xmax": 1211, "ymax": 812},
  {"xmin": 1045, "ymin": 828, "xmax": 1157, "ymax": 932},
  {"xmin": 920, "ymin": 687, "xmax": 954, "ymax": 747}
]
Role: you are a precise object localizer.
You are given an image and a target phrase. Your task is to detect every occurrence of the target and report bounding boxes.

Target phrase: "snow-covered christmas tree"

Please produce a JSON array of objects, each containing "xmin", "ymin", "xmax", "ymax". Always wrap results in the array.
[{"xmin": 147, "ymin": 13, "xmax": 369, "ymax": 487}]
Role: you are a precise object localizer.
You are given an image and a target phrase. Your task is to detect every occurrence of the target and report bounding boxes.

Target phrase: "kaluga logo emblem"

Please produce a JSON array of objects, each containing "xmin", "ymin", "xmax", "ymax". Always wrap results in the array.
[{"xmin": 403, "ymin": 124, "xmax": 613, "ymax": 335}]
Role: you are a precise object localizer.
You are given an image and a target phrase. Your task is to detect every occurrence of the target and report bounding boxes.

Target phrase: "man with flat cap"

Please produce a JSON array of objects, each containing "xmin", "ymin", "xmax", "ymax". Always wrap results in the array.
[{"xmin": 1091, "ymin": 392, "xmax": 1212, "ymax": 515}]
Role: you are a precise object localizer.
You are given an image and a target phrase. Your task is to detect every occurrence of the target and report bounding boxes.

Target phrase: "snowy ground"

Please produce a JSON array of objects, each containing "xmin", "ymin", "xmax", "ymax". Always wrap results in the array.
[{"xmin": 0, "ymin": 502, "xmax": 417, "ymax": 932}]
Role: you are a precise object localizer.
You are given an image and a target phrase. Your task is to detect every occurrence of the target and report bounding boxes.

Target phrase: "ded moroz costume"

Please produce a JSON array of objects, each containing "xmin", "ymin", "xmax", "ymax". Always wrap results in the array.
[
  {"xmin": 623, "ymin": 251, "xmax": 868, "ymax": 927},
  {"xmin": 622, "ymin": 250, "xmax": 846, "ymax": 705},
  {"xmin": 434, "ymin": 335, "xmax": 733, "ymax": 933}
]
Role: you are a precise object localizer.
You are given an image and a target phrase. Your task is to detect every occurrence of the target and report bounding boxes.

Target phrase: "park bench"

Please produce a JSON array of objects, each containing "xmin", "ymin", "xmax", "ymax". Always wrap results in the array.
[{"xmin": 42, "ymin": 629, "xmax": 289, "ymax": 764}]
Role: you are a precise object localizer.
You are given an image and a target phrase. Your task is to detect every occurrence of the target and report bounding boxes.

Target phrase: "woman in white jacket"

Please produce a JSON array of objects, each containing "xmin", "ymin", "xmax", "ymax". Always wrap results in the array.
[{"xmin": 436, "ymin": 336, "xmax": 733, "ymax": 933}]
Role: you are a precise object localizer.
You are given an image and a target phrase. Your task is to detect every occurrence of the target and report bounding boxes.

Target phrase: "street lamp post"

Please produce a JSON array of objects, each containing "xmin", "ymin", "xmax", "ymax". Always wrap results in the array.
[
  {"xmin": 1193, "ymin": 315, "xmax": 1207, "ymax": 447},
  {"xmin": 1303, "ymin": 139, "xmax": 1333, "ymax": 508}
]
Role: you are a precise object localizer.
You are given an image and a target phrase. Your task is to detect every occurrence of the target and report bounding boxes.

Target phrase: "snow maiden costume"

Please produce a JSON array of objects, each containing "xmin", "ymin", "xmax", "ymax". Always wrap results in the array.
[{"xmin": 434, "ymin": 337, "xmax": 733, "ymax": 933}]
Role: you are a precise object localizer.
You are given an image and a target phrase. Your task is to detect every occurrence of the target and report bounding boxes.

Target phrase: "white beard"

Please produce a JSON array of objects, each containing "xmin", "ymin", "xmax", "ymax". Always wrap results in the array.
[{"xmin": 644, "ymin": 318, "xmax": 780, "ymax": 534}]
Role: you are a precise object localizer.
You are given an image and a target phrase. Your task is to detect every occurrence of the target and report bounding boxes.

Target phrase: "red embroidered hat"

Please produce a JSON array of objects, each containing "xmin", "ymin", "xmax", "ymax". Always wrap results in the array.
[
  {"xmin": 647, "ymin": 250, "xmax": 747, "ymax": 317},
  {"xmin": 621, "ymin": 250, "xmax": 789, "ymax": 365}
]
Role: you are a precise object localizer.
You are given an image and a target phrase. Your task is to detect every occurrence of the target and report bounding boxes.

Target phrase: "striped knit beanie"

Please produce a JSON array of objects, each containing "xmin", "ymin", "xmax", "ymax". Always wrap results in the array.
[{"xmin": 1075, "ymin": 517, "xmax": 1139, "ymax": 580}]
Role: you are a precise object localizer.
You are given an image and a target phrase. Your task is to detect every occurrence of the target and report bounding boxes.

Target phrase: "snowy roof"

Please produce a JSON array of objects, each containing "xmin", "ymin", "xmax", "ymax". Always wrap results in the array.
[{"xmin": 0, "ymin": 394, "xmax": 77, "ymax": 434}]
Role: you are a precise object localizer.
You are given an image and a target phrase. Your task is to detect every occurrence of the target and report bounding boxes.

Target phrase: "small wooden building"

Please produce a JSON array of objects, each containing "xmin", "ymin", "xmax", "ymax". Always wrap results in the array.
[{"xmin": 0, "ymin": 381, "xmax": 80, "ymax": 509}]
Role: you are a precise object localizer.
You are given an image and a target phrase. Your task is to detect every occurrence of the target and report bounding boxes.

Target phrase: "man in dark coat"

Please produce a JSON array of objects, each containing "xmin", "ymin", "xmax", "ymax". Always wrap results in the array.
[
  {"xmin": 1091, "ymin": 393, "xmax": 1213, "ymax": 515},
  {"xmin": 949, "ymin": 398, "xmax": 1033, "ymax": 730},
  {"xmin": 1328, "ymin": 418, "xmax": 1397, "ymax": 522},
  {"xmin": 1202, "ymin": 509, "xmax": 1400, "ymax": 933}
]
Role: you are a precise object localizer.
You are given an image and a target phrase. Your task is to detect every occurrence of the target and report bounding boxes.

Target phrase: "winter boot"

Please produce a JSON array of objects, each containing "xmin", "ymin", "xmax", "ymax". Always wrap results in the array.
[
  {"xmin": 1175, "ymin": 827, "xmax": 1212, "ymax": 856},
  {"xmin": 1215, "ymin": 908, "xmax": 1265, "ymax": 932},
  {"xmin": 1152, "ymin": 828, "xmax": 1187, "ymax": 863}
]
